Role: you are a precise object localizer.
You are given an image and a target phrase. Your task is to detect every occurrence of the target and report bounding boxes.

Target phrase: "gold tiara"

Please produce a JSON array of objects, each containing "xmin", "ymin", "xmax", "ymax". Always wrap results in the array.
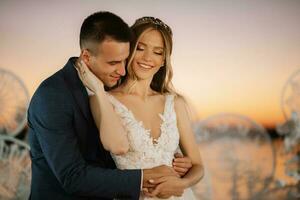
[{"xmin": 134, "ymin": 17, "xmax": 172, "ymax": 36}]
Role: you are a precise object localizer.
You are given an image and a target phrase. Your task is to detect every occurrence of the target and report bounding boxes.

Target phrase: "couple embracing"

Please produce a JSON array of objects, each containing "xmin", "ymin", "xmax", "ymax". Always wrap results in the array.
[{"xmin": 28, "ymin": 11, "xmax": 203, "ymax": 200}]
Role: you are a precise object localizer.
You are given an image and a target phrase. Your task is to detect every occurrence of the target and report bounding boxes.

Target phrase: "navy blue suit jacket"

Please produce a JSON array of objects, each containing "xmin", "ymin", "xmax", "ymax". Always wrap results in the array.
[{"xmin": 28, "ymin": 57, "xmax": 141, "ymax": 200}]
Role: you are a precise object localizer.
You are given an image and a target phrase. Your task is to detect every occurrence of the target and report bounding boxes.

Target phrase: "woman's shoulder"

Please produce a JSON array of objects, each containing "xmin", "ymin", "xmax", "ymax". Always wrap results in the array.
[{"xmin": 173, "ymin": 95, "xmax": 188, "ymax": 112}]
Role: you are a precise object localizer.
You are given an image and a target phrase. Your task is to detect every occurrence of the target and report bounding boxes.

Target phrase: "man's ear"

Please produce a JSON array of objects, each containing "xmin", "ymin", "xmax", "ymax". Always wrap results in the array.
[{"xmin": 80, "ymin": 49, "xmax": 92, "ymax": 67}]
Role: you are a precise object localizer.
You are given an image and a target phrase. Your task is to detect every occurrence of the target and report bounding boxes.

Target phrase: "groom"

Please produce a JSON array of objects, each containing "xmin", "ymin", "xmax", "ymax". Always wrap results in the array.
[{"xmin": 28, "ymin": 11, "xmax": 191, "ymax": 200}]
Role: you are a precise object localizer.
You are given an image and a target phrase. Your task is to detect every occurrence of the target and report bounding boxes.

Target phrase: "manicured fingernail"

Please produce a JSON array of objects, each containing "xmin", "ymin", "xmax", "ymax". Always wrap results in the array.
[{"xmin": 149, "ymin": 179, "xmax": 154, "ymax": 183}]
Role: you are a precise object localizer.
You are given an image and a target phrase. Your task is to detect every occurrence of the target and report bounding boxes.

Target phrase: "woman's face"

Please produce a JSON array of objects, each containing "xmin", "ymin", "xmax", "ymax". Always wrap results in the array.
[{"xmin": 131, "ymin": 29, "xmax": 165, "ymax": 81}]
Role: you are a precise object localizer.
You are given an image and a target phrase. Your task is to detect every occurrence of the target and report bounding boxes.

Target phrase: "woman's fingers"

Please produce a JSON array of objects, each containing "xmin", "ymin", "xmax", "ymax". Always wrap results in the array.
[
  {"xmin": 148, "ymin": 176, "xmax": 167, "ymax": 185},
  {"xmin": 174, "ymin": 152, "xmax": 183, "ymax": 158},
  {"xmin": 147, "ymin": 184, "xmax": 161, "ymax": 197},
  {"xmin": 173, "ymin": 161, "xmax": 191, "ymax": 168},
  {"xmin": 80, "ymin": 60, "xmax": 88, "ymax": 71},
  {"xmin": 173, "ymin": 166, "xmax": 188, "ymax": 174}
]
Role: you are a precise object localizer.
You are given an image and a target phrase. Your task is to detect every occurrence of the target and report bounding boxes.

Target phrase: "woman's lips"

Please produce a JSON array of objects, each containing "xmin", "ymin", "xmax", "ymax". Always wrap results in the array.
[{"xmin": 138, "ymin": 62, "xmax": 153, "ymax": 69}]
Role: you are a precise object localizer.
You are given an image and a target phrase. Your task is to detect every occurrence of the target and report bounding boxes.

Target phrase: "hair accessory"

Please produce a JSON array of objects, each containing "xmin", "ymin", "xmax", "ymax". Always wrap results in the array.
[{"xmin": 134, "ymin": 17, "xmax": 172, "ymax": 35}]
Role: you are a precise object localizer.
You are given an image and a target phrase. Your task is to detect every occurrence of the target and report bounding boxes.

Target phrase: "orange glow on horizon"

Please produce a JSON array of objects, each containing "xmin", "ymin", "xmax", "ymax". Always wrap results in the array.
[{"xmin": 1, "ymin": 1, "xmax": 300, "ymax": 129}]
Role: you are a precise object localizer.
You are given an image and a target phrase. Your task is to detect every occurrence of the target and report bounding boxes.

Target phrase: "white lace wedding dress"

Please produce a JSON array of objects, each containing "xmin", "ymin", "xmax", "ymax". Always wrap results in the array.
[{"xmin": 107, "ymin": 94, "xmax": 196, "ymax": 200}]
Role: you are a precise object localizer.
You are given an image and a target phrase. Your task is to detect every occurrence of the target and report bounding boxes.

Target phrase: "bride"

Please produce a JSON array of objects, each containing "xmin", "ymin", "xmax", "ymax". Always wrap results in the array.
[{"xmin": 77, "ymin": 16, "xmax": 204, "ymax": 199}]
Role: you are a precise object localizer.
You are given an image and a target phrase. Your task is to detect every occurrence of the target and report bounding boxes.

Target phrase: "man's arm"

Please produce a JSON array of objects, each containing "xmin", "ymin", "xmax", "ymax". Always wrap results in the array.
[{"xmin": 29, "ymin": 84, "xmax": 141, "ymax": 199}]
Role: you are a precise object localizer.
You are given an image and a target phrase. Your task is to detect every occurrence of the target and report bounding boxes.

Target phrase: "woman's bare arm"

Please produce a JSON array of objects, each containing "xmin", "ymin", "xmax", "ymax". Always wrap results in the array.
[
  {"xmin": 174, "ymin": 96, "xmax": 204, "ymax": 187},
  {"xmin": 77, "ymin": 61, "xmax": 129, "ymax": 155}
]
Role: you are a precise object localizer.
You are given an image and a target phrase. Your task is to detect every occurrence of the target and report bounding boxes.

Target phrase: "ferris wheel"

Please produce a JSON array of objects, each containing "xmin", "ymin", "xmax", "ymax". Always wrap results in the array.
[
  {"xmin": 281, "ymin": 68, "xmax": 300, "ymax": 119},
  {"xmin": 0, "ymin": 68, "xmax": 29, "ymax": 136},
  {"xmin": 0, "ymin": 135, "xmax": 31, "ymax": 200}
]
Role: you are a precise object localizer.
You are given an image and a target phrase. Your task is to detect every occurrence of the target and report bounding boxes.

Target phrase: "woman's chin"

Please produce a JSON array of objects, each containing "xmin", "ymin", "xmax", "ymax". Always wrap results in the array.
[{"xmin": 134, "ymin": 73, "xmax": 154, "ymax": 81}]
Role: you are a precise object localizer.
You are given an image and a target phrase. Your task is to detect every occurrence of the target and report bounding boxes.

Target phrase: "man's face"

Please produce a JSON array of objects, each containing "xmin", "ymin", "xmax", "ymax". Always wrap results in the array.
[{"xmin": 87, "ymin": 39, "xmax": 129, "ymax": 87}]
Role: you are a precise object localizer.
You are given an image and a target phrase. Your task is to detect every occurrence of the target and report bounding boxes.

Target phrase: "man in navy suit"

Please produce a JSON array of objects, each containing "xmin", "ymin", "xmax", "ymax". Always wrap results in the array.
[{"xmin": 28, "ymin": 11, "xmax": 191, "ymax": 200}]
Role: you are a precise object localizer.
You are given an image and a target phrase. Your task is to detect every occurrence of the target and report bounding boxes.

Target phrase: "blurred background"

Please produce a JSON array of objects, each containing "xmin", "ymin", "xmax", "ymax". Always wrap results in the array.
[{"xmin": 0, "ymin": 0, "xmax": 299, "ymax": 199}]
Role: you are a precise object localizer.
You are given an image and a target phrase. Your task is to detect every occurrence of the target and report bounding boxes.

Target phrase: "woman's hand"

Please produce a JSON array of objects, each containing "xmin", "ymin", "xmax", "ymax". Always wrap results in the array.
[
  {"xmin": 76, "ymin": 59, "xmax": 104, "ymax": 93},
  {"xmin": 172, "ymin": 153, "xmax": 192, "ymax": 177},
  {"xmin": 143, "ymin": 176, "xmax": 186, "ymax": 198}
]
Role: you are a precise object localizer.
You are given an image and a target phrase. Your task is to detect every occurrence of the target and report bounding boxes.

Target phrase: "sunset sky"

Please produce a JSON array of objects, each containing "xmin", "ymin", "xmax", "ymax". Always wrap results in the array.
[{"xmin": 1, "ymin": 0, "xmax": 300, "ymax": 128}]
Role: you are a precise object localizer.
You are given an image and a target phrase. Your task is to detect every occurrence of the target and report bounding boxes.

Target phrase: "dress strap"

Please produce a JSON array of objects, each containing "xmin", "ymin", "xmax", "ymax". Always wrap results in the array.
[{"xmin": 162, "ymin": 94, "xmax": 176, "ymax": 119}]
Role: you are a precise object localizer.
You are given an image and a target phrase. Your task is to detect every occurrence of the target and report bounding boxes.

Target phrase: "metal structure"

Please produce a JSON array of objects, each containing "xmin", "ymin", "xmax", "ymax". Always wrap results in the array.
[
  {"xmin": 0, "ymin": 68, "xmax": 29, "ymax": 136},
  {"xmin": 0, "ymin": 135, "xmax": 31, "ymax": 200},
  {"xmin": 194, "ymin": 113, "xmax": 275, "ymax": 200},
  {"xmin": 281, "ymin": 69, "xmax": 300, "ymax": 120}
]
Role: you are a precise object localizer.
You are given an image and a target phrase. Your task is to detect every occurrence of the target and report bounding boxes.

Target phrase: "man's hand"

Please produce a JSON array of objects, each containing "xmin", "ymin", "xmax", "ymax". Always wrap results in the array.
[
  {"xmin": 172, "ymin": 153, "xmax": 192, "ymax": 177},
  {"xmin": 142, "ymin": 165, "xmax": 179, "ymax": 189},
  {"xmin": 144, "ymin": 176, "xmax": 187, "ymax": 198}
]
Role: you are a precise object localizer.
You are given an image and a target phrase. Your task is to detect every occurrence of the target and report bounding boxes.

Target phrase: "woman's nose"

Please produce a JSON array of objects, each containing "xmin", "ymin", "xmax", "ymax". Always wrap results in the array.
[{"xmin": 142, "ymin": 50, "xmax": 151, "ymax": 61}]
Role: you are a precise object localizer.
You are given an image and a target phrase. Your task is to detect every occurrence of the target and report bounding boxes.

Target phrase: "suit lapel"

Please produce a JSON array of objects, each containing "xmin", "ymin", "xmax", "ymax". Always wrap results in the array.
[
  {"xmin": 62, "ymin": 57, "xmax": 91, "ymax": 122},
  {"xmin": 61, "ymin": 57, "xmax": 117, "ymax": 168}
]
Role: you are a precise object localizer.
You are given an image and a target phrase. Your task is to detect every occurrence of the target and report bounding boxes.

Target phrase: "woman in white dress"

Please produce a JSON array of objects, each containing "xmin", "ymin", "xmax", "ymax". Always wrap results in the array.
[{"xmin": 77, "ymin": 17, "xmax": 204, "ymax": 199}]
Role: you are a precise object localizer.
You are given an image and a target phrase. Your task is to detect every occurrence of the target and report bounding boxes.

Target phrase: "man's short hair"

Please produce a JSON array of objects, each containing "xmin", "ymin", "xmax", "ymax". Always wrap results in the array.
[{"xmin": 80, "ymin": 11, "xmax": 132, "ymax": 55}]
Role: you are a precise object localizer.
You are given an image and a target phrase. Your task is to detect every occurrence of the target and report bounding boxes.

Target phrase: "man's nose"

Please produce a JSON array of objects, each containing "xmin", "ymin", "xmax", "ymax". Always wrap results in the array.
[{"xmin": 116, "ymin": 62, "xmax": 126, "ymax": 76}]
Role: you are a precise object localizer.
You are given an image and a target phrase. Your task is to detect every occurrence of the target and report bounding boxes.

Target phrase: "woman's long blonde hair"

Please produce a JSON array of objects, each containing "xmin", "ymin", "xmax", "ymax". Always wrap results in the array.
[{"xmin": 112, "ymin": 17, "xmax": 197, "ymax": 122}]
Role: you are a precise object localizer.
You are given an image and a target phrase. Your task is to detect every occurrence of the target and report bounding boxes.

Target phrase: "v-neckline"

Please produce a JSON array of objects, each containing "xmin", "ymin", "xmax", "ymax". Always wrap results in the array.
[{"xmin": 108, "ymin": 94, "xmax": 169, "ymax": 144}]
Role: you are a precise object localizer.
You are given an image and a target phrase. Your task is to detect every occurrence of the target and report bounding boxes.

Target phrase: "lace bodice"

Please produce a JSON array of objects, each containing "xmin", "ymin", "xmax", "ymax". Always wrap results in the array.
[{"xmin": 107, "ymin": 94, "xmax": 180, "ymax": 169}]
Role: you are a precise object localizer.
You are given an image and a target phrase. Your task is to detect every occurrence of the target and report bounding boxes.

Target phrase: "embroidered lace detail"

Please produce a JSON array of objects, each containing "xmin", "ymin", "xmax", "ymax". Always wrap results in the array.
[
  {"xmin": 107, "ymin": 94, "xmax": 180, "ymax": 170},
  {"xmin": 107, "ymin": 94, "xmax": 196, "ymax": 200}
]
